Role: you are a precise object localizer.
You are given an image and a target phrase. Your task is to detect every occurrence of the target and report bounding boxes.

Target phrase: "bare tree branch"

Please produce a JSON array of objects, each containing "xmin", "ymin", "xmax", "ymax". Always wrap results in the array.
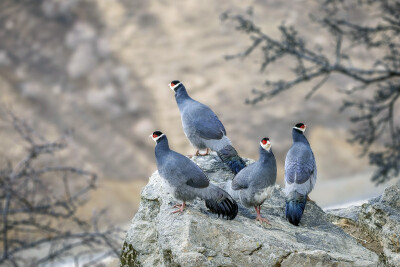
[
  {"xmin": 223, "ymin": 0, "xmax": 400, "ymax": 184},
  {"xmin": 0, "ymin": 111, "xmax": 123, "ymax": 266}
]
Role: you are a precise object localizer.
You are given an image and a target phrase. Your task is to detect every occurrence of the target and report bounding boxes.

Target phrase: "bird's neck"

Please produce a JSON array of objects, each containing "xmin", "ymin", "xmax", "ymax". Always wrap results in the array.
[
  {"xmin": 175, "ymin": 86, "xmax": 192, "ymax": 105},
  {"xmin": 259, "ymin": 146, "xmax": 273, "ymax": 163},
  {"xmin": 155, "ymin": 138, "xmax": 170, "ymax": 158},
  {"xmin": 292, "ymin": 129, "xmax": 309, "ymax": 144}
]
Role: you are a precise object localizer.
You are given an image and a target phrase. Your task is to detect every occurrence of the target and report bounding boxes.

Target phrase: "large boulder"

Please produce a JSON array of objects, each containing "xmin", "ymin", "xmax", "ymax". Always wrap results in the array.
[
  {"xmin": 327, "ymin": 184, "xmax": 400, "ymax": 266},
  {"xmin": 121, "ymin": 153, "xmax": 379, "ymax": 266}
]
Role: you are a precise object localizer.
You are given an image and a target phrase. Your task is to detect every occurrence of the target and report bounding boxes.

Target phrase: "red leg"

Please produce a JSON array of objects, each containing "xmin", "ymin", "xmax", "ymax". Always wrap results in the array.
[
  {"xmin": 306, "ymin": 195, "xmax": 315, "ymax": 203},
  {"xmin": 255, "ymin": 205, "xmax": 270, "ymax": 224},
  {"xmin": 172, "ymin": 202, "xmax": 186, "ymax": 214},
  {"xmin": 186, "ymin": 150, "xmax": 199, "ymax": 158}
]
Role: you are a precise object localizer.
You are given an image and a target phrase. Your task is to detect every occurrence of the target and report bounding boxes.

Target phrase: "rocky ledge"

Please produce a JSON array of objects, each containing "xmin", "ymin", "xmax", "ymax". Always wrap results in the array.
[{"xmin": 120, "ymin": 153, "xmax": 399, "ymax": 266}]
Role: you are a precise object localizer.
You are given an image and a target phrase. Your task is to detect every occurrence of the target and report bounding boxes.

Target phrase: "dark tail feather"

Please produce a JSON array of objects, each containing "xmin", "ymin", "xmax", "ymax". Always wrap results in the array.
[
  {"xmin": 203, "ymin": 185, "xmax": 238, "ymax": 220},
  {"xmin": 217, "ymin": 145, "xmax": 246, "ymax": 174},
  {"xmin": 285, "ymin": 191, "xmax": 307, "ymax": 226}
]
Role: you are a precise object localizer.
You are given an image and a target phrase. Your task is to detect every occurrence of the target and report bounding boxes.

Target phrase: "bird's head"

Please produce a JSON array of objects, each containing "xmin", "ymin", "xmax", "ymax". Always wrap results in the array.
[
  {"xmin": 168, "ymin": 80, "xmax": 182, "ymax": 92},
  {"xmin": 293, "ymin": 123, "xmax": 306, "ymax": 133},
  {"xmin": 260, "ymin": 137, "xmax": 271, "ymax": 151},
  {"xmin": 149, "ymin": 130, "xmax": 165, "ymax": 143}
]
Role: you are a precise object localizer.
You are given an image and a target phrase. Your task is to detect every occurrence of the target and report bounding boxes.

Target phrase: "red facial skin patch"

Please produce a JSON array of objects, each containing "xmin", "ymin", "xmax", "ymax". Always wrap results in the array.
[
  {"xmin": 262, "ymin": 139, "xmax": 267, "ymax": 145},
  {"xmin": 153, "ymin": 134, "xmax": 158, "ymax": 138}
]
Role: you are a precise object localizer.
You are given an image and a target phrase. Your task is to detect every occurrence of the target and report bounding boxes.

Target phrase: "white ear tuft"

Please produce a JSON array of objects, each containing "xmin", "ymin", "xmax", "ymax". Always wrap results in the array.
[{"xmin": 169, "ymin": 82, "xmax": 181, "ymax": 91}]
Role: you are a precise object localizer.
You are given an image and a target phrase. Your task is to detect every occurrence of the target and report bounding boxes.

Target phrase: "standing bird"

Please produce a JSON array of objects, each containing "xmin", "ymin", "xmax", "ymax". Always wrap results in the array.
[
  {"xmin": 150, "ymin": 131, "xmax": 238, "ymax": 220},
  {"xmin": 169, "ymin": 80, "xmax": 246, "ymax": 174},
  {"xmin": 226, "ymin": 137, "xmax": 276, "ymax": 224},
  {"xmin": 284, "ymin": 123, "xmax": 317, "ymax": 226}
]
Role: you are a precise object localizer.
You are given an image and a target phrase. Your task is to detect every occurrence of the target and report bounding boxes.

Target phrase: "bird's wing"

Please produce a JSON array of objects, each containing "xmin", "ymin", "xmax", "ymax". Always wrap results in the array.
[
  {"xmin": 170, "ymin": 151, "xmax": 210, "ymax": 188},
  {"xmin": 231, "ymin": 167, "xmax": 251, "ymax": 190},
  {"xmin": 285, "ymin": 144, "xmax": 316, "ymax": 185},
  {"xmin": 186, "ymin": 103, "xmax": 226, "ymax": 140}
]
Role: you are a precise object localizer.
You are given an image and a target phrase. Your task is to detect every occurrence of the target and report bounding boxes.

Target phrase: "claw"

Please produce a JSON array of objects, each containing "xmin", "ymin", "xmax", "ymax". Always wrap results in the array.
[
  {"xmin": 256, "ymin": 215, "xmax": 271, "ymax": 224},
  {"xmin": 172, "ymin": 202, "xmax": 186, "ymax": 214},
  {"xmin": 307, "ymin": 195, "xmax": 315, "ymax": 203},
  {"xmin": 255, "ymin": 205, "xmax": 270, "ymax": 224}
]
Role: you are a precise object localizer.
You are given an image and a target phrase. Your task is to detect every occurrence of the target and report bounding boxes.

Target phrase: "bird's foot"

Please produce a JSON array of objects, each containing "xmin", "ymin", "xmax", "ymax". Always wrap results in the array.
[
  {"xmin": 172, "ymin": 203, "xmax": 186, "ymax": 214},
  {"xmin": 255, "ymin": 205, "xmax": 270, "ymax": 225},
  {"xmin": 255, "ymin": 215, "xmax": 271, "ymax": 225},
  {"xmin": 198, "ymin": 148, "xmax": 209, "ymax": 156},
  {"xmin": 306, "ymin": 195, "xmax": 315, "ymax": 203}
]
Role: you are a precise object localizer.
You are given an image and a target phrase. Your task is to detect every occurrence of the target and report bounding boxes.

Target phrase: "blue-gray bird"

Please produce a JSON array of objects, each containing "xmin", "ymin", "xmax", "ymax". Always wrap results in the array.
[
  {"xmin": 150, "ymin": 131, "xmax": 238, "ymax": 220},
  {"xmin": 226, "ymin": 137, "xmax": 276, "ymax": 223},
  {"xmin": 169, "ymin": 80, "xmax": 246, "ymax": 174},
  {"xmin": 284, "ymin": 123, "xmax": 317, "ymax": 226}
]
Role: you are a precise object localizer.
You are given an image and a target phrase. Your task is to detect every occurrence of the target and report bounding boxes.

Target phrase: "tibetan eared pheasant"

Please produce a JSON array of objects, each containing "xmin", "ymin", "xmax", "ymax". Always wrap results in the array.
[
  {"xmin": 150, "ymin": 131, "xmax": 238, "ymax": 220},
  {"xmin": 169, "ymin": 80, "xmax": 246, "ymax": 174},
  {"xmin": 284, "ymin": 123, "xmax": 317, "ymax": 226},
  {"xmin": 226, "ymin": 137, "xmax": 277, "ymax": 224}
]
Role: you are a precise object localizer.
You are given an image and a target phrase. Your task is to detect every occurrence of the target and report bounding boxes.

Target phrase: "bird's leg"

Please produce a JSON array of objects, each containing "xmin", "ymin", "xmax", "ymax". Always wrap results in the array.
[
  {"xmin": 172, "ymin": 202, "xmax": 186, "ymax": 214},
  {"xmin": 198, "ymin": 148, "xmax": 209, "ymax": 156},
  {"xmin": 255, "ymin": 205, "xmax": 270, "ymax": 224},
  {"xmin": 306, "ymin": 195, "xmax": 315, "ymax": 203},
  {"xmin": 186, "ymin": 150, "xmax": 199, "ymax": 158}
]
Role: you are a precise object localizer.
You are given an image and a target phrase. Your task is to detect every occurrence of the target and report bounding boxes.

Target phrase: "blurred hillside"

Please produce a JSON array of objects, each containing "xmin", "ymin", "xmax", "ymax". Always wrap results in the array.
[{"xmin": 0, "ymin": 0, "xmax": 391, "ymax": 226}]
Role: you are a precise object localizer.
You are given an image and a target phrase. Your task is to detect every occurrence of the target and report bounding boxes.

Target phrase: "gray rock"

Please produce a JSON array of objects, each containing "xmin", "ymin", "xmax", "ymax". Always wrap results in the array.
[
  {"xmin": 327, "ymin": 205, "xmax": 362, "ymax": 223},
  {"xmin": 329, "ymin": 185, "xmax": 400, "ymax": 266},
  {"xmin": 121, "ymin": 153, "xmax": 379, "ymax": 267}
]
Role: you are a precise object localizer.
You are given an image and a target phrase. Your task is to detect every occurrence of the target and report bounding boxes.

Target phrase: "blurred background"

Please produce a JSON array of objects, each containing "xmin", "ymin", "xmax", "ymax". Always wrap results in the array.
[{"xmin": 1, "ymin": 0, "xmax": 398, "ymax": 265}]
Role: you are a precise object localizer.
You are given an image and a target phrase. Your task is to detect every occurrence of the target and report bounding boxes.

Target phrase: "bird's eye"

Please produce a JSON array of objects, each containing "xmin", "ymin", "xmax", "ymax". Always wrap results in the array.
[
  {"xmin": 153, "ymin": 134, "xmax": 158, "ymax": 138},
  {"xmin": 170, "ymin": 83, "xmax": 175, "ymax": 87},
  {"xmin": 262, "ymin": 139, "xmax": 267, "ymax": 145},
  {"xmin": 301, "ymin": 125, "xmax": 305, "ymax": 128}
]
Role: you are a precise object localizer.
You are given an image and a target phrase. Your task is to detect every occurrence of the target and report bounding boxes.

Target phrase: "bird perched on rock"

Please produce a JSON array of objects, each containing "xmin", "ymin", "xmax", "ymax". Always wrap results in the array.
[
  {"xmin": 226, "ymin": 137, "xmax": 276, "ymax": 224},
  {"xmin": 284, "ymin": 123, "xmax": 317, "ymax": 226},
  {"xmin": 169, "ymin": 80, "xmax": 246, "ymax": 174},
  {"xmin": 150, "ymin": 130, "xmax": 238, "ymax": 220}
]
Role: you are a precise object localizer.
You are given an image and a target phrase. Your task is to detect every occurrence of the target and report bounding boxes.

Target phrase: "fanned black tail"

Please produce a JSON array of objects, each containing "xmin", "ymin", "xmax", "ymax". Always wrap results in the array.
[
  {"xmin": 217, "ymin": 145, "xmax": 246, "ymax": 174},
  {"xmin": 203, "ymin": 184, "xmax": 238, "ymax": 220},
  {"xmin": 285, "ymin": 191, "xmax": 307, "ymax": 226}
]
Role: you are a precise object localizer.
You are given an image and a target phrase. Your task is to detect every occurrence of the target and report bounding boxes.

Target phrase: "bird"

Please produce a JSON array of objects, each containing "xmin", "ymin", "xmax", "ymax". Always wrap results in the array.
[
  {"xmin": 284, "ymin": 123, "xmax": 317, "ymax": 226},
  {"xmin": 226, "ymin": 137, "xmax": 276, "ymax": 224},
  {"xmin": 150, "ymin": 130, "xmax": 238, "ymax": 220},
  {"xmin": 169, "ymin": 80, "xmax": 246, "ymax": 174}
]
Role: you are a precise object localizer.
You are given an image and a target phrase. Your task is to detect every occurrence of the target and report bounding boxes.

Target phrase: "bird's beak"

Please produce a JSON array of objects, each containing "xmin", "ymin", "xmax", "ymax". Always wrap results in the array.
[{"xmin": 149, "ymin": 134, "xmax": 153, "ymax": 139}]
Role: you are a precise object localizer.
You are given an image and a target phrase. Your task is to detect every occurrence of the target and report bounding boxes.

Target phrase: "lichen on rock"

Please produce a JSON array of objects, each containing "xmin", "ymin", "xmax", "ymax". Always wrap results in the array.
[
  {"xmin": 121, "ymin": 153, "xmax": 380, "ymax": 267},
  {"xmin": 328, "ymin": 184, "xmax": 400, "ymax": 266}
]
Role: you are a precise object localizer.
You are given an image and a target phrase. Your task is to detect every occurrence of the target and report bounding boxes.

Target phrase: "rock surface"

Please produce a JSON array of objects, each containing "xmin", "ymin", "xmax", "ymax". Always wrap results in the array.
[
  {"xmin": 327, "ymin": 185, "xmax": 400, "ymax": 266},
  {"xmin": 121, "ymin": 153, "xmax": 380, "ymax": 267}
]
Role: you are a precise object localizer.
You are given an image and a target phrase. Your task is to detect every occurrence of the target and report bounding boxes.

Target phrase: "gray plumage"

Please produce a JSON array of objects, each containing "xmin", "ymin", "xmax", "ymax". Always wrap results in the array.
[
  {"xmin": 284, "ymin": 124, "xmax": 317, "ymax": 226},
  {"xmin": 170, "ymin": 81, "xmax": 245, "ymax": 174},
  {"xmin": 152, "ymin": 131, "xmax": 238, "ymax": 220},
  {"xmin": 226, "ymin": 138, "xmax": 276, "ymax": 223},
  {"xmin": 284, "ymin": 126, "xmax": 317, "ymax": 196},
  {"xmin": 228, "ymin": 140, "xmax": 276, "ymax": 207}
]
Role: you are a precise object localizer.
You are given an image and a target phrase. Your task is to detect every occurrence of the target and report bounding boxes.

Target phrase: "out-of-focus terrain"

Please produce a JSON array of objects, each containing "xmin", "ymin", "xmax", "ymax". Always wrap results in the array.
[{"xmin": 0, "ymin": 0, "xmax": 392, "ymax": 227}]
